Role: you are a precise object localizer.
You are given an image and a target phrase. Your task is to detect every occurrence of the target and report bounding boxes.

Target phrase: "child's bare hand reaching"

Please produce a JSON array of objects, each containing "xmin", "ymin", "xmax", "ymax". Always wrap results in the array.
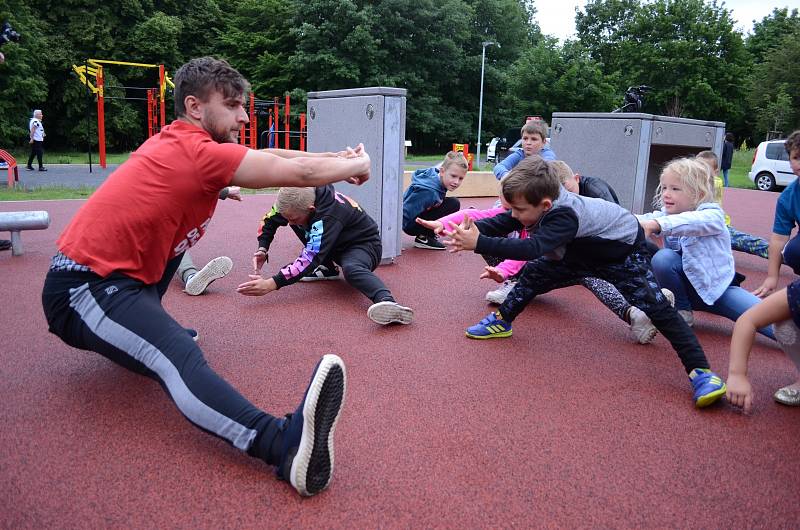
[
  {"xmin": 480, "ymin": 266, "xmax": 505, "ymax": 283},
  {"xmin": 639, "ymin": 218, "xmax": 662, "ymax": 240},
  {"xmin": 237, "ymin": 275, "xmax": 277, "ymax": 296},
  {"xmin": 415, "ymin": 218, "xmax": 444, "ymax": 235},
  {"xmin": 726, "ymin": 373, "xmax": 754, "ymax": 413},
  {"xmin": 442, "ymin": 214, "xmax": 479, "ymax": 252}
]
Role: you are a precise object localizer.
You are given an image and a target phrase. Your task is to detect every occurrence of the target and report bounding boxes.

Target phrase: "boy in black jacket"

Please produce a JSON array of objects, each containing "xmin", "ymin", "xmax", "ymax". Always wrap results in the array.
[
  {"xmin": 238, "ymin": 185, "xmax": 414, "ymax": 325},
  {"xmin": 420, "ymin": 157, "xmax": 727, "ymax": 408}
]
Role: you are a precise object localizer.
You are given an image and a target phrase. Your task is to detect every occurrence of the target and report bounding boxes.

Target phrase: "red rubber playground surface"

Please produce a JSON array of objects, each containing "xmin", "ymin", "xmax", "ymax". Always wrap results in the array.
[{"xmin": 2, "ymin": 188, "xmax": 799, "ymax": 528}]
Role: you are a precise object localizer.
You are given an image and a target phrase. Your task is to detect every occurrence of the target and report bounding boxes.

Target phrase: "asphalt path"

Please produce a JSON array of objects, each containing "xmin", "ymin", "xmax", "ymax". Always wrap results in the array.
[{"xmin": 6, "ymin": 163, "xmax": 120, "ymax": 189}]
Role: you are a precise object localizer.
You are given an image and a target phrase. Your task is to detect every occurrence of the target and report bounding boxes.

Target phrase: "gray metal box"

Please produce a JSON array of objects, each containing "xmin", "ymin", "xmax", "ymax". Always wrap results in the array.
[
  {"xmin": 549, "ymin": 112, "xmax": 726, "ymax": 214},
  {"xmin": 306, "ymin": 87, "xmax": 407, "ymax": 262}
]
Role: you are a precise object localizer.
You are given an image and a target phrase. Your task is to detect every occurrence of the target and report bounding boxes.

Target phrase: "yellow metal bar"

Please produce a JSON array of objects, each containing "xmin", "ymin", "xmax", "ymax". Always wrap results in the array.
[
  {"xmin": 88, "ymin": 59, "xmax": 158, "ymax": 68},
  {"xmin": 71, "ymin": 64, "xmax": 99, "ymax": 94}
]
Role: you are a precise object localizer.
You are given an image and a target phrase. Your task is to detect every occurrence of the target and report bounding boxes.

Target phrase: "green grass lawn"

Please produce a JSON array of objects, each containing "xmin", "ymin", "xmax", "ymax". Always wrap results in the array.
[{"xmin": 0, "ymin": 149, "xmax": 760, "ymax": 201}]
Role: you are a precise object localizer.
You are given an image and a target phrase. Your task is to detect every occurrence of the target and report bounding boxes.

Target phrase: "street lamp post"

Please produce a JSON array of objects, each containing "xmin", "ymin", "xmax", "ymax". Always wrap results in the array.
[{"xmin": 476, "ymin": 40, "xmax": 497, "ymax": 171}]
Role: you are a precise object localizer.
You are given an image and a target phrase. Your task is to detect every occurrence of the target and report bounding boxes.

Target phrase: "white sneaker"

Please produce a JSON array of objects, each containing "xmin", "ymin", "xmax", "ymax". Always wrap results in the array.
[
  {"xmin": 367, "ymin": 301, "xmax": 414, "ymax": 325},
  {"xmin": 486, "ymin": 280, "xmax": 517, "ymax": 305},
  {"xmin": 661, "ymin": 288, "xmax": 675, "ymax": 307},
  {"xmin": 184, "ymin": 256, "xmax": 233, "ymax": 296},
  {"xmin": 629, "ymin": 306, "xmax": 657, "ymax": 344},
  {"xmin": 678, "ymin": 309, "xmax": 694, "ymax": 327}
]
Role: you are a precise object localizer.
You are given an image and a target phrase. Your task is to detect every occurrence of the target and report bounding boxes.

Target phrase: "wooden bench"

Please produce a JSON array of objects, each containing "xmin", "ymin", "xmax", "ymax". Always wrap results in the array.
[
  {"xmin": 0, "ymin": 211, "xmax": 50, "ymax": 256},
  {"xmin": 0, "ymin": 149, "xmax": 19, "ymax": 188}
]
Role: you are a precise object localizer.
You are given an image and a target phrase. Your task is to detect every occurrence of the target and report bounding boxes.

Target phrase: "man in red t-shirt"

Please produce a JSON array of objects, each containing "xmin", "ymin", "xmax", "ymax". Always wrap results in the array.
[{"xmin": 42, "ymin": 57, "xmax": 370, "ymax": 497}]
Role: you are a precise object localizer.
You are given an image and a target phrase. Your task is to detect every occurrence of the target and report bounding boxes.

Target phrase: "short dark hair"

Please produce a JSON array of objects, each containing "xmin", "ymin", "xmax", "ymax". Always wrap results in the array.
[
  {"xmin": 785, "ymin": 131, "xmax": 800, "ymax": 156},
  {"xmin": 501, "ymin": 156, "xmax": 560, "ymax": 206},
  {"xmin": 173, "ymin": 57, "xmax": 249, "ymax": 117},
  {"xmin": 725, "ymin": 132, "xmax": 735, "ymax": 143}
]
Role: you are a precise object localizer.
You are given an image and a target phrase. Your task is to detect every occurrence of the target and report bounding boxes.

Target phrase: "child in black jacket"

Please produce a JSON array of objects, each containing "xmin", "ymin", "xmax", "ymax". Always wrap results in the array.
[{"xmin": 238, "ymin": 185, "xmax": 413, "ymax": 325}]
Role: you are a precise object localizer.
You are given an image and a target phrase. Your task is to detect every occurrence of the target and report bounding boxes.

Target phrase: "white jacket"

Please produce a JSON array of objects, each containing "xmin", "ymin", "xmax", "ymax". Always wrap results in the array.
[{"xmin": 638, "ymin": 202, "xmax": 733, "ymax": 305}]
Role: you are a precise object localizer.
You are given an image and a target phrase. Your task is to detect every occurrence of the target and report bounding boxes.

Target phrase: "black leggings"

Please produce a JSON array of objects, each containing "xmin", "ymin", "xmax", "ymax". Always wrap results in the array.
[
  {"xmin": 41, "ymin": 254, "xmax": 282, "ymax": 463},
  {"xmin": 498, "ymin": 244, "xmax": 710, "ymax": 374},
  {"xmin": 335, "ymin": 241, "xmax": 394, "ymax": 303},
  {"xmin": 404, "ymin": 197, "xmax": 461, "ymax": 238}
]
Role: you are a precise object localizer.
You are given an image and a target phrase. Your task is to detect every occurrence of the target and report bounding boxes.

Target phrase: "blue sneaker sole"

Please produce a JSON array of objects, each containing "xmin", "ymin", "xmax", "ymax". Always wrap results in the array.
[
  {"xmin": 465, "ymin": 329, "xmax": 512, "ymax": 339},
  {"xmin": 290, "ymin": 354, "xmax": 347, "ymax": 496}
]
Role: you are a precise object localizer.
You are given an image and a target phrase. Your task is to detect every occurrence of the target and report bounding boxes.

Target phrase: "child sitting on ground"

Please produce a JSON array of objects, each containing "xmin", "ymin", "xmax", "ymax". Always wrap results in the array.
[
  {"xmin": 493, "ymin": 120, "xmax": 556, "ymax": 180},
  {"xmin": 639, "ymin": 158, "xmax": 774, "ymax": 340},
  {"xmin": 695, "ymin": 150, "xmax": 769, "ymax": 259},
  {"xmin": 727, "ymin": 278, "xmax": 800, "ymax": 412},
  {"xmin": 423, "ymin": 156, "xmax": 727, "ymax": 408},
  {"xmin": 432, "ymin": 160, "xmax": 670, "ymax": 344},
  {"xmin": 753, "ymin": 131, "xmax": 800, "ymax": 298},
  {"xmin": 402, "ymin": 151, "xmax": 468, "ymax": 250},
  {"xmin": 239, "ymin": 185, "xmax": 414, "ymax": 326}
]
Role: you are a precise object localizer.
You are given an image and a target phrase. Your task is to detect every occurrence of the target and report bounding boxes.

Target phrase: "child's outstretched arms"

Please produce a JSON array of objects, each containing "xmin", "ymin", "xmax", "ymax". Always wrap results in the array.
[
  {"xmin": 727, "ymin": 287, "xmax": 792, "ymax": 412},
  {"xmin": 441, "ymin": 215, "xmax": 480, "ymax": 252}
]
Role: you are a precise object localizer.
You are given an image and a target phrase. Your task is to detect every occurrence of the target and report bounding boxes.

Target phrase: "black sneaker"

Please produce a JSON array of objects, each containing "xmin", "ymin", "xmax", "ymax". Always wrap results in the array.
[
  {"xmin": 276, "ymin": 354, "xmax": 347, "ymax": 496},
  {"xmin": 300, "ymin": 264, "xmax": 341, "ymax": 281},
  {"xmin": 25, "ymin": 166, "xmax": 34, "ymax": 171},
  {"xmin": 413, "ymin": 234, "xmax": 445, "ymax": 250},
  {"xmin": 38, "ymin": 167, "xmax": 47, "ymax": 172}
]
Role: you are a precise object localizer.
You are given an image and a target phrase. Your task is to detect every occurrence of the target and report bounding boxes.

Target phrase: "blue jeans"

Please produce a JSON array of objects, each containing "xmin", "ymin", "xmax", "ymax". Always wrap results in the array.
[
  {"xmin": 651, "ymin": 248, "xmax": 775, "ymax": 340},
  {"xmin": 722, "ymin": 168, "xmax": 730, "ymax": 187}
]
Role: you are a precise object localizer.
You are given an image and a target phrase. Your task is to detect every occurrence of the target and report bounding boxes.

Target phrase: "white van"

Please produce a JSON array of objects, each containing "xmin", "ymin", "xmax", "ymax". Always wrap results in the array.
[{"xmin": 749, "ymin": 139, "xmax": 794, "ymax": 191}]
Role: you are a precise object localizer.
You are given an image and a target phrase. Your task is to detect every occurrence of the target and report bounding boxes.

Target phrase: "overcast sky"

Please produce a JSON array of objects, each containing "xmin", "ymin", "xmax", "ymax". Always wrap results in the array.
[{"xmin": 535, "ymin": 0, "xmax": 800, "ymax": 41}]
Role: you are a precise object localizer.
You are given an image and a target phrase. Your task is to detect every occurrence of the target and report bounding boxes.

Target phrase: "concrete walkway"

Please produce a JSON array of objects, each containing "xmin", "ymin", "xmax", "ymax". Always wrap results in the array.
[{"xmin": 6, "ymin": 164, "xmax": 120, "ymax": 189}]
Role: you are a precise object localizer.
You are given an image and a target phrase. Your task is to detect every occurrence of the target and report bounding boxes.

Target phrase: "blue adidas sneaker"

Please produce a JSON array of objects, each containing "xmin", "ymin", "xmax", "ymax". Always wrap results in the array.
[
  {"xmin": 466, "ymin": 311, "xmax": 512, "ymax": 339},
  {"xmin": 277, "ymin": 354, "xmax": 347, "ymax": 496},
  {"xmin": 689, "ymin": 368, "xmax": 727, "ymax": 408}
]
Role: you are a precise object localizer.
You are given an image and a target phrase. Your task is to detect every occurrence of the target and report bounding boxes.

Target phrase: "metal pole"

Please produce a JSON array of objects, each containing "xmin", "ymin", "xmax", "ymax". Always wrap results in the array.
[
  {"xmin": 476, "ymin": 44, "xmax": 487, "ymax": 170},
  {"xmin": 85, "ymin": 60, "xmax": 92, "ymax": 173}
]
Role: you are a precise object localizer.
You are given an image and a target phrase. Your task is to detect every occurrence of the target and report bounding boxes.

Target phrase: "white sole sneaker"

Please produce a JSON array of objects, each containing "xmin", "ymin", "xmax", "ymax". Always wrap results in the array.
[
  {"xmin": 286, "ymin": 354, "xmax": 347, "ymax": 496},
  {"xmin": 184, "ymin": 256, "xmax": 233, "ymax": 296},
  {"xmin": 367, "ymin": 301, "xmax": 414, "ymax": 325},
  {"xmin": 485, "ymin": 281, "xmax": 517, "ymax": 305},
  {"xmin": 629, "ymin": 306, "xmax": 657, "ymax": 344}
]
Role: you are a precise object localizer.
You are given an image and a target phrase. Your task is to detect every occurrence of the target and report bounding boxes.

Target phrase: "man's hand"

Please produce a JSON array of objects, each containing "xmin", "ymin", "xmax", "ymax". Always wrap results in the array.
[
  {"xmin": 252, "ymin": 248, "xmax": 268, "ymax": 273},
  {"xmin": 227, "ymin": 186, "xmax": 243, "ymax": 201},
  {"xmin": 753, "ymin": 276, "xmax": 778, "ymax": 298},
  {"xmin": 415, "ymin": 218, "xmax": 444, "ymax": 235},
  {"xmin": 480, "ymin": 266, "xmax": 505, "ymax": 283},
  {"xmin": 442, "ymin": 214, "xmax": 480, "ymax": 253},
  {"xmin": 237, "ymin": 275, "xmax": 277, "ymax": 296},
  {"xmin": 344, "ymin": 144, "xmax": 370, "ymax": 185},
  {"xmin": 726, "ymin": 373, "xmax": 754, "ymax": 414}
]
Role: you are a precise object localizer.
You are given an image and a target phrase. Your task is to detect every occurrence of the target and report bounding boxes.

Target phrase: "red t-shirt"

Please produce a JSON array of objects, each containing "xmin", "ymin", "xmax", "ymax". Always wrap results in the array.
[{"xmin": 58, "ymin": 120, "xmax": 248, "ymax": 284}]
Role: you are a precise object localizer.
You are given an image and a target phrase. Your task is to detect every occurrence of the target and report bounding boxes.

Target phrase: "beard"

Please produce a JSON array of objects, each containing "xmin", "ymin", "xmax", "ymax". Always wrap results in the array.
[{"xmin": 202, "ymin": 114, "xmax": 238, "ymax": 144}]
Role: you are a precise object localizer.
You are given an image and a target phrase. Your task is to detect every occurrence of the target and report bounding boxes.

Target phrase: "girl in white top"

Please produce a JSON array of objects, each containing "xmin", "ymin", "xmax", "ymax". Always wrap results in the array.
[{"xmin": 637, "ymin": 157, "xmax": 774, "ymax": 339}]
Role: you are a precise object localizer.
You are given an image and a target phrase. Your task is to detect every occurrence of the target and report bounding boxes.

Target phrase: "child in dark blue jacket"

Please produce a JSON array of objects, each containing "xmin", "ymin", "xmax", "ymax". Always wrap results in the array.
[{"xmin": 402, "ymin": 151, "xmax": 467, "ymax": 250}]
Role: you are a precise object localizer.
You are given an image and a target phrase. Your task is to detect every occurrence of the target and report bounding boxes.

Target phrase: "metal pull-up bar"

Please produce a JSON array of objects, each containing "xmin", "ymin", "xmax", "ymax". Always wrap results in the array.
[{"xmin": 72, "ymin": 59, "xmax": 174, "ymax": 168}]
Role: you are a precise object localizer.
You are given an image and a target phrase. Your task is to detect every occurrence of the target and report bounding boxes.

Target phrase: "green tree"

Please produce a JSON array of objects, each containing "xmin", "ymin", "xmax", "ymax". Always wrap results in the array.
[
  {"xmin": 746, "ymin": 7, "xmax": 800, "ymax": 64},
  {"xmin": 748, "ymin": 28, "xmax": 800, "ymax": 141},
  {"xmin": 0, "ymin": 1, "xmax": 51, "ymax": 147},
  {"xmin": 575, "ymin": 0, "xmax": 751, "ymax": 133},
  {"xmin": 501, "ymin": 38, "xmax": 617, "ymax": 123}
]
